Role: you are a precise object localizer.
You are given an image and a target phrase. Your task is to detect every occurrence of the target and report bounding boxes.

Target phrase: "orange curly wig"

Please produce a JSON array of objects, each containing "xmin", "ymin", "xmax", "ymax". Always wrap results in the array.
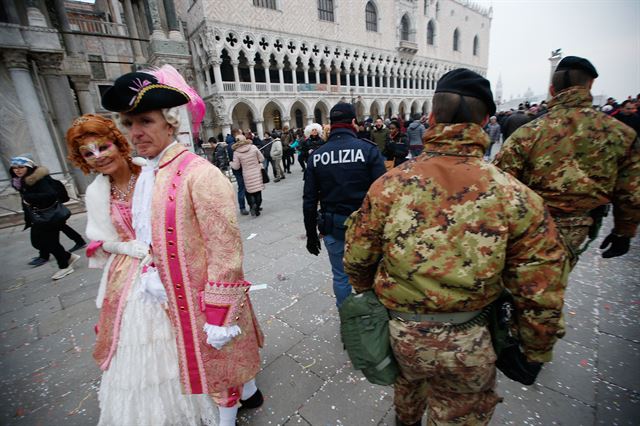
[{"xmin": 66, "ymin": 114, "xmax": 139, "ymax": 175}]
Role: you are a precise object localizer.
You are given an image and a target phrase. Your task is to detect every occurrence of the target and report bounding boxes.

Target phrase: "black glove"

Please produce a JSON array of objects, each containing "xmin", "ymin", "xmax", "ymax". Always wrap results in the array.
[
  {"xmin": 306, "ymin": 235, "xmax": 321, "ymax": 256},
  {"xmin": 495, "ymin": 345, "xmax": 543, "ymax": 386},
  {"xmin": 599, "ymin": 233, "xmax": 630, "ymax": 258}
]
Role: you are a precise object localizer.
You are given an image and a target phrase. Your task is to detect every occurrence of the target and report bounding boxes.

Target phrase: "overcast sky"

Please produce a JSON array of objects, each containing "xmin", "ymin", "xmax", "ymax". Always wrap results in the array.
[{"xmin": 478, "ymin": 0, "xmax": 640, "ymax": 102}]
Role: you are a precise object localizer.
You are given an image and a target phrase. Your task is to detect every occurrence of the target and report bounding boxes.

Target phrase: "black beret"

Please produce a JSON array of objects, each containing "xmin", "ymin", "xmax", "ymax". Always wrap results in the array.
[
  {"xmin": 101, "ymin": 71, "xmax": 190, "ymax": 114},
  {"xmin": 329, "ymin": 102, "xmax": 356, "ymax": 123},
  {"xmin": 435, "ymin": 68, "xmax": 496, "ymax": 116},
  {"xmin": 556, "ymin": 56, "xmax": 598, "ymax": 78}
]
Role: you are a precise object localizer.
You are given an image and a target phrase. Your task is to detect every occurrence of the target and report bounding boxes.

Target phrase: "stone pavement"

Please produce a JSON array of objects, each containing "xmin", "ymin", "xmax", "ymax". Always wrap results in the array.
[{"xmin": 0, "ymin": 166, "xmax": 638, "ymax": 426}]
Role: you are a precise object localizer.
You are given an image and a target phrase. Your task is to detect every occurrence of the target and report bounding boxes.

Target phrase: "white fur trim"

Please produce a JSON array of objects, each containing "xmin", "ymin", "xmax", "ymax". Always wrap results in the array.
[
  {"xmin": 304, "ymin": 123, "xmax": 323, "ymax": 138},
  {"xmin": 85, "ymin": 174, "xmax": 120, "ymax": 243}
]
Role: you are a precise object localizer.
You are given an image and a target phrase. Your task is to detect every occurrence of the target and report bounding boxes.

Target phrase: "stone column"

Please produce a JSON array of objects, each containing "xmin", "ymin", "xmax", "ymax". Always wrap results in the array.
[
  {"xmin": 222, "ymin": 123, "xmax": 231, "ymax": 138},
  {"xmin": 70, "ymin": 75, "xmax": 95, "ymax": 114},
  {"xmin": 314, "ymin": 69, "xmax": 320, "ymax": 86},
  {"xmin": 363, "ymin": 69, "xmax": 368, "ymax": 90},
  {"xmin": 212, "ymin": 60, "xmax": 223, "ymax": 92},
  {"xmin": 303, "ymin": 65, "xmax": 309, "ymax": 84},
  {"xmin": 51, "ymin": 0, "xmax": 82, "ymax": 56},
  {"xmin": 123, "ymin": 0, "xmax": 146, "ymax": 64},
  {"xmin": 255, "ymin": 120, "xmax": 264, "ymax": 138},
  {"xmin": 282, "ymin": 118, "xmax": 290, "ymax": 128},
  {"xmin": 325, "ymin": 68, "xmax": 331, "ymax": 90},
  {"xmin": 306, "ymin": 116, "xmax": 313, "ymax": 125},
  {"xmin": 291, "ymin": 65, "xmax": 297, "ymax": 88},
  {"xmin": 231, "ymin": 60, "xmax": 240, "ymax": 84},
  {"xmin": 1, "ymin": 0, "xmax": 20, "ymax": 23},
  {"xmin": 278, "ymin": 64, "xmax": 285, "ymax": 91},
  {"xmin": 248, "ymin": 61, "xmax": 256, "ymax": 91},
  {"xmin": 4, "ymin": 50, "xmax": 63, "ymax": 173},
  {"xmin": 146, "ymin": 0, "xmax": 166, "ymax": 39},
  {"xmin": 265, "ymin": 62, "xmax": 271, "ymax": 85},
  {"xmin": 163, "ymin": 0, "xmax": 182, "ymax": 40},
  {"xmin": 345, "ymin": 69, "xmax": 351, "ymax": 92},
  {"xmin": 25, "ymin": 0, "xmax": 47, "ymax": 27},
  {"xmin": 37, "ymin": 53, "xmax": 92, "ymax": 190}
]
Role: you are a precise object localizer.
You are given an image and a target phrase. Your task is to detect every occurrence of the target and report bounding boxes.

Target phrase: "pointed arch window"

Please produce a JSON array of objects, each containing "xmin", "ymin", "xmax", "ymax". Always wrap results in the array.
[
  {"xmin": 400, "ymin": 14, "xmax": 410, "ymax": 41},
  {"xmin": 473, "ymin": 35, "xmax": 479, "ymax": 56},
  {"xmin": 427, "ymin": 20, "xmax": 435, "ymax": 45},
  {"xmin": 453, "ymin": 28, "xmax": 460, "ymax": 51},
  {"xmin": 366, "ymin": 1, "xmax": 377, "ymax": 32}
]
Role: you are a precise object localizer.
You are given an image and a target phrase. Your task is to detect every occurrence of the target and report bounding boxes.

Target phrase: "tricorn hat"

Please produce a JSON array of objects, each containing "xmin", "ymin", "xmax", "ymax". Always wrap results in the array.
[{"xmin": 101, "ymin": 71, "xmax": 190, "ymax": 114}]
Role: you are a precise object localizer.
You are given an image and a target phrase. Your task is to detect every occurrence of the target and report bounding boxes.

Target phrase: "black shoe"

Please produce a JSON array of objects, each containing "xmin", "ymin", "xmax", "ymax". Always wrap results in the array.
[
  {"xmin": 240, "ymin": 389, "xmax": 264, "ymax": 409},
  {"xmin": 396, "ymin": 417, "xmax": 421, "ymax": 426},
  {"xmin": 240, "ymin": 209, "xmax": 249, "ymax": 216},
  {"xmin": 250, "ymin": 206, "xmax": 257, "ymax": 217},
  {"xmin": 28, "ymin": 257, "xmax": 48, "ymax": 267},
  {"xmin": 69, "ymin": 241, "xmax": 87, "ymax": 252},
  {"xmin": 287, "ymin": 171, "xmax": 291, "ymax": 174}
]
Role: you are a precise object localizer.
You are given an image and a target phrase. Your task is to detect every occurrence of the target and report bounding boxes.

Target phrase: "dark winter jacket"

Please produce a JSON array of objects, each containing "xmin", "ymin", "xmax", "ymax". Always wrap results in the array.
[
  {"xmin": 383, "ymin": 132, "xmax": 409, "ymax": 166},
  {"xmin": 406, "ymin": 120, "xmax": 426, "ymax": 149},
  {"xmin": 11, "ymin": 166, "xmax": 63, "ymax": 229}
]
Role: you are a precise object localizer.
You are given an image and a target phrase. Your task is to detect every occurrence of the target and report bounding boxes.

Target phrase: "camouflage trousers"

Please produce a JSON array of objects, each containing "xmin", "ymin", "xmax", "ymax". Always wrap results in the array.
[{"xmin": 389, "ymin": 318, "xmax": 502, "ymax": 425}]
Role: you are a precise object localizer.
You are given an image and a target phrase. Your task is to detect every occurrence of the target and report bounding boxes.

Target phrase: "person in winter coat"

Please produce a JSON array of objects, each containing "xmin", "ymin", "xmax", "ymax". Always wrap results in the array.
[
  {"xmin": 302, "ymin": 123, "xmax": 325, "ymax": 167},
  {"xmin": 261, "ymin": 132, "xmax": 275, "ymax": 178},
  {"xmin": 485, "ymin": 116, "xmax": 502, "ymax": 160},
  {"xmin": 231, "ymin": 135, "xmax": 266, "ymax": 216},
  {"xmin": 370, "ymin": 117, "xmax": 389, "ymax": 152},
  {"xmin": 270, "ymin": 133, "xmax": 285, "ymax": 182},
  {"xmin": 406, "ymin": 113, "xmax": 426, "ymax": 157},
  {"xmin": 214, "ymin": 141, "xmax": 230, "ymax": 171},
  {"xmin": 383, "ymin": 120, "xmax": 410, "ymax": 167},
  {"xmin": 9, "ymin": 155, "xmax": 81, "ymax": 280}
]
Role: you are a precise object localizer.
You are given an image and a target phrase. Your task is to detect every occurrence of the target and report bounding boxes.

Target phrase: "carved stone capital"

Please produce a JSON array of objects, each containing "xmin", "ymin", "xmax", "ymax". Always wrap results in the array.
[
  {"xmin": 35, "ymin": 52, "xmax": 65, "ymax": 74},
  {"xmin": 3, "ymin": 49, "xmax": 28, "ymax": 69},
  {"xmin": 70, "ymin": 75, "xmax": 92, "ymax": 91}
]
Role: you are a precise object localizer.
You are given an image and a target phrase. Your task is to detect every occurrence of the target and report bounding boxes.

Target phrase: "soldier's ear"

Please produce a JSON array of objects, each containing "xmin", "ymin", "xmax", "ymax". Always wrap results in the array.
[
  {"xmin": 549, "ymin": 84, "xmax": 556, "ymax": 97},
  {"xmin": 481, "ymin": 115, "xmax": 490, "ymax": 127}
]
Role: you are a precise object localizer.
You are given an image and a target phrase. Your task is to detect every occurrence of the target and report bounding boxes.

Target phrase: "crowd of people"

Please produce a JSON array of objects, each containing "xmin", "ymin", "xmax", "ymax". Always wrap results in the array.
[{"xmin": 8, "ymin": 54, "xmax": 638, "ymax": 426}]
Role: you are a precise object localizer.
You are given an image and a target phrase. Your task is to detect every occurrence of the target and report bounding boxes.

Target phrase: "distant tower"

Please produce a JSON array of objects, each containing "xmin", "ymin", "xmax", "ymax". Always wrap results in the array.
[
  {"xmin": 548, "ymin": 49, "xmax": 563, "ymax": 100},
  {"xmin": 495, "ymin": 74, "xmax": 503, "ymax": 106}
]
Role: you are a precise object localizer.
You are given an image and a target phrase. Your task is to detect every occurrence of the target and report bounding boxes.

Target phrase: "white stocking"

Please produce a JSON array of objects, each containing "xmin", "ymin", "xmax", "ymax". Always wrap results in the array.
[
  {"xmin": 241, "ymin": 378, "xmax": 258, "ymax": 400},
  {"xmin": 219, "ymin": 405, "xmax": 239, "ymax": 426}
]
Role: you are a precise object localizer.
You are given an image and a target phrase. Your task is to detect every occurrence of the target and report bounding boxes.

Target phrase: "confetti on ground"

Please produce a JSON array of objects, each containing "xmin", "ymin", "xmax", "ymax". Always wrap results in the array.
[
  {"xmin": 579, "ymin": 359, "xmax": 589, "ymax": 367},
  {"xmin": 277, "ymin": 273, "xmax": 287, "ymax": 281},
  {"xmin": 247, "ymin": 233, "xmax": 257, "ymax": 240}
]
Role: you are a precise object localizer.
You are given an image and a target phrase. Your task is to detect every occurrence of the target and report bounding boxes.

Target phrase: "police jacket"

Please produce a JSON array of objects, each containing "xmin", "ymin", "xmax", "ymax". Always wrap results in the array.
[{"xmin": 303, "ymin": 127, "xmax": 386, "ymax": 237}]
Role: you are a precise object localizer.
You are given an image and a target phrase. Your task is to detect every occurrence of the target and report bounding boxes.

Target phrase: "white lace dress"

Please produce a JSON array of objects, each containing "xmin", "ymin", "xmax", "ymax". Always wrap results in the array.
[{"xmin": 97, "ymin": 266, "xmax": 218, "ymax": 426}]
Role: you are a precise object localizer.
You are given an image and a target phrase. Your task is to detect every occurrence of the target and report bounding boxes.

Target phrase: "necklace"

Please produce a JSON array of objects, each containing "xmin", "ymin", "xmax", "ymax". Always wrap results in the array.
[{"xmin": 110, "ymin": 173, "xmax": 137, "ymax": 202}]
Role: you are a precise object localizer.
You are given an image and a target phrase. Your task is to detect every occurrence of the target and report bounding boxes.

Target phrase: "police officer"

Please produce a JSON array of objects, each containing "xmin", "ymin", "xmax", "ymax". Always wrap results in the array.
[
  {"xmin": 303, "ymin": 102, "xmax": 386, "ymax": 307},
  {"xmin": 344, "ymin": 69, "xmax": 567, "ymax": 425},
  {"xmin": 495, "ymin": 56, "xmax": 639, "ymax": 269}
]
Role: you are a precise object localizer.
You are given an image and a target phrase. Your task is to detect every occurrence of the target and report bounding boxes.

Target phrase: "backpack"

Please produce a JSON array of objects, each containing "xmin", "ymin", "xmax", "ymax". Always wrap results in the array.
[{"xmin": 52, "ymin": 178, "xmax": 70, "ymax": 203}]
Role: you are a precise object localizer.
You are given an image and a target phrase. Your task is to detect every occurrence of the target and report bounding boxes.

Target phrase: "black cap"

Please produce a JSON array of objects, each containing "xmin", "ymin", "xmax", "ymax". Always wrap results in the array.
[
  {"xmin": 101, "ymin": 71, "xmax": 190, "ymax": 114},
  {"xmin": 329, "ymin": 102, "xmax": 356, "ymax": 123},
  {"xmin": 435, "ymin": 68, "xmax": 496, "ymax": 116},
  {"xmin": 556, "ymin": 56, "xmax": 598, "ymax": 78}
]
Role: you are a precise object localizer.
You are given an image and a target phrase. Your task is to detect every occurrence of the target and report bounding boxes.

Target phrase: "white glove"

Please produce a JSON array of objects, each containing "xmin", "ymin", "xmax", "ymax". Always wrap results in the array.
[
  {"xmin": 139, "ymin": 262, "xmax": 168, "ymax": 304},
  {"xmin": 103, "ymin": 240, "xmax": 149, "ymax": 259},
  {"xmin": 202, "ymin": 324, "xmax": 242, "ymax": 350}
]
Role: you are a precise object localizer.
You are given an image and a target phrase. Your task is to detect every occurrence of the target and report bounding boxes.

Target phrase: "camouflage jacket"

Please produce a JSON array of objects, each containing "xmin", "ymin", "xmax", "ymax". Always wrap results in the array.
[
  {"xmin": 344, "ymin": 123, "xmax": 567, "ymax": 362},
  {"xmin": 494, "ymin": 87, "xmax": 640, "ymax": 237}
]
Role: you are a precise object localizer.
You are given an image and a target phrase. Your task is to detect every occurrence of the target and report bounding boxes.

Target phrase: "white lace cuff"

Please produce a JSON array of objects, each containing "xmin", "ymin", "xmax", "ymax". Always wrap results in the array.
[{"xmin": 202, "ymin": 323, "xmax": 241, "ymax": 350}]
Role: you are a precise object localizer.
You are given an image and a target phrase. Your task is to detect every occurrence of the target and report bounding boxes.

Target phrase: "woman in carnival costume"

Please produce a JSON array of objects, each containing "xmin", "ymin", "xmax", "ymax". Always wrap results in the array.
[
  {"xmin": 66, "ymin": 113, "xmax": 218, "ymax": 425},
  {"xmin": 100, "ymin": 65, "xmax": 264, "ymax": 426}
]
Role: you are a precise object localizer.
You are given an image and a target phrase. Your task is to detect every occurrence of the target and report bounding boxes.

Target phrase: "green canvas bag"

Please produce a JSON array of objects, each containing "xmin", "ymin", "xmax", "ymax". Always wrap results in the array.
[{"xmin": 338, "ymin": 291, "xmax": 399, "ymax": 386}]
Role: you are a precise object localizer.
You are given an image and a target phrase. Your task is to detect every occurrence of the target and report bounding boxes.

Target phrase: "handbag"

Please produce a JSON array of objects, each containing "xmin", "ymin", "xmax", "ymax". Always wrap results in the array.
[
  {"xmin": 339, "ymin": 291, "xmax": 399, "ymax": 386},
  {"xmin": 26, "ymin": 201, "xmax": 71, "ymax": 225},
  {"xmin": 261, "ymin": 168, "xmax": 270, "ymax": 184}
]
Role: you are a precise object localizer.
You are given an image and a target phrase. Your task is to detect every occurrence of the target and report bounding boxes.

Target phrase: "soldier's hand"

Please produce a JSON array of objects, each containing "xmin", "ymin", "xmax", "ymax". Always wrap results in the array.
[
  {"xmin": 599, "ymin": 233, "xmax": 630, "ymax": 258},
  {"xmin": 306, "ymin": 236, "xmax": 321, "ymax": 256}
]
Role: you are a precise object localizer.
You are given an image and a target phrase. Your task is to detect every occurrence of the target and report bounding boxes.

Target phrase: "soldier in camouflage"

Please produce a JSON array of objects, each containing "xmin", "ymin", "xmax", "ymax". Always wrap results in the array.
[
  {"xmin": 494, "ymin": 56, "xmax": 640, "ymax": 268},
  {"xmin": 343, "ymin": 69, "xmax": 567, "ymax": 426}
]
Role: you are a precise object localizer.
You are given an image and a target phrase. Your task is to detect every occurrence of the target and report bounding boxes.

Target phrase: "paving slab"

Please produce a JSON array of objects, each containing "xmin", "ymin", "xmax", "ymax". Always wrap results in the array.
[
  {"xmin": 596, "ymin": 333, "xmax": 640, "ymax": 391},
  {"xmin": 595, "ymin": 381, "xmax": 640, "ymax": 425}
]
